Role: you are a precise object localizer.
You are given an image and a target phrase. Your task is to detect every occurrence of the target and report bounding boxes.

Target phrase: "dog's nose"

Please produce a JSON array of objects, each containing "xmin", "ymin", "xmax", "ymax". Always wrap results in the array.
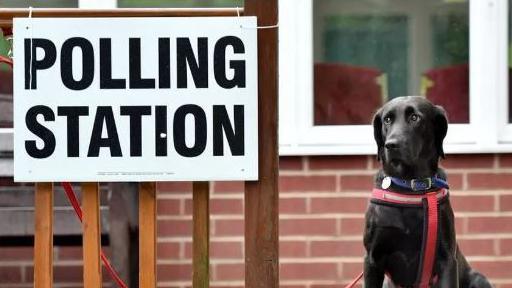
[{"xmin": 385, "ymin": 139, "xmax": 399, "ymax": 149}]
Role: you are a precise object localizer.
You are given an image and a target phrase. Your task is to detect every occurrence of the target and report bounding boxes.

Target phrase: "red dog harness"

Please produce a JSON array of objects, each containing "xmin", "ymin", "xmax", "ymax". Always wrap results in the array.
[{"xmin": 345, "ymin": 187, "xmax": 449, "ymax": 288}]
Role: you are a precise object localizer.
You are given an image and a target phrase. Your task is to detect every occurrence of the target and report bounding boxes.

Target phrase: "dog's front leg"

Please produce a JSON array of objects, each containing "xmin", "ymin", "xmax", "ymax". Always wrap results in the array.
[
  {"xmin": 436, "ymin": 258, "xmax": 458, "ymax": 288},
  {"xmin": 364, "ymin": 255, "xmax": 384, "ymax": 288}
]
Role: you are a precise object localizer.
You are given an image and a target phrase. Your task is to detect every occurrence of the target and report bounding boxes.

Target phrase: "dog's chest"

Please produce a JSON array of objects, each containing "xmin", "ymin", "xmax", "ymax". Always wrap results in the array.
[
  {"xmin": 366, "ymin": 203, "xmax": 427, "ymax": 285},
  {"xmin": 368, "ymin": 203, "xmax": 425, "ymax": 233}
]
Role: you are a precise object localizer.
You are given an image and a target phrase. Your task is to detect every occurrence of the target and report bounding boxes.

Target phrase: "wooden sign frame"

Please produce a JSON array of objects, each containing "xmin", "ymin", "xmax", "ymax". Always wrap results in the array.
[{"xmin": 0, "ymin": 1, "xmax": 278, "ymax": 287}]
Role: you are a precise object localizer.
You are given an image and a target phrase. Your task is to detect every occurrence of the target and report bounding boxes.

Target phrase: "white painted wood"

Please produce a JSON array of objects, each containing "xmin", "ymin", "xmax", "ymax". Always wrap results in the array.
[{"xmin": 78, "ymin": 0, "xmax": 116, "ymax": 9}]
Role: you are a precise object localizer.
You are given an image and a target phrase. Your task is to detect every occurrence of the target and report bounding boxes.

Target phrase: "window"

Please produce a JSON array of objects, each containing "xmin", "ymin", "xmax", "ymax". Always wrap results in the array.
[
  {"xmin": 279, "ymin": 0, "xmax": 512, "ymax": 155},
  {"xmin": 314, "ymin": 0, "xmax": 469, "ymax": 126}
]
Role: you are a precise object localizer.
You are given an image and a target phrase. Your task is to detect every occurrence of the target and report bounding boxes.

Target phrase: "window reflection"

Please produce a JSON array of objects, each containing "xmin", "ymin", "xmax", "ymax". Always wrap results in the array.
[{"xmin": 314, "ymin": 0, "xmax": 469, "ymax": 125}]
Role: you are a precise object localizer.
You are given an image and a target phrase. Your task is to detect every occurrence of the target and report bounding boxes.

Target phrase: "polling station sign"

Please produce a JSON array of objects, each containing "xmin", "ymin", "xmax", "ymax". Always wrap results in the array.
[{"xmin": 13, "ymin": 17, "xmax": 258, "ymax": 182}]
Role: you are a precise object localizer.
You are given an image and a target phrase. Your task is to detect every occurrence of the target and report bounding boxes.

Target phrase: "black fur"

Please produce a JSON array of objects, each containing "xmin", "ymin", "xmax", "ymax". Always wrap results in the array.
[{"xmin": 364, "ymin": 96, "xmax": 492, "ymax": 288}]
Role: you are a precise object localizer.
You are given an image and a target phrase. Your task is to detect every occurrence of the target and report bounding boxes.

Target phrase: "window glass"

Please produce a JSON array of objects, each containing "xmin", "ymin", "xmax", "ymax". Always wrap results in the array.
[
  {"xmin": 118, "ymin": 0, "xmax": 241, "ymax": 8},
  {"xmin": 313, "ymin": 0, "xmax": 469, "ymax": 125}
]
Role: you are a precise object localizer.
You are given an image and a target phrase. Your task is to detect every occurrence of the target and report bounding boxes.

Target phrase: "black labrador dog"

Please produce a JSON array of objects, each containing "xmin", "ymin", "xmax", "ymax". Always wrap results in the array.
[{"xmin": 364, "ymin": 96, "xmax": 492, "ymax": 288}]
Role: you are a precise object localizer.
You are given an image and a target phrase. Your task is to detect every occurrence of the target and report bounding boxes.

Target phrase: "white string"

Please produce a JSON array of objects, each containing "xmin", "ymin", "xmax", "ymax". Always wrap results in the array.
[
  {"xmin": 236, "ymin": 5, "xmax": 278, "ymax": 30},
  {"xmin": 28, "ymin": 6, "xmax": 33, "ymax": 89},
  {"xmin": 6, "ymin": 36, "xmax": 12, "ymax": 58}
]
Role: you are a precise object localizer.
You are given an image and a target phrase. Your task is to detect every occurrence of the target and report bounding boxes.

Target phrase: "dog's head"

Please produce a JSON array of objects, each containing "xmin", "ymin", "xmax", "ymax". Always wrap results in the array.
[{"xmin": 372, "ymin": 96, "xmax": 448, "ymax": 178}]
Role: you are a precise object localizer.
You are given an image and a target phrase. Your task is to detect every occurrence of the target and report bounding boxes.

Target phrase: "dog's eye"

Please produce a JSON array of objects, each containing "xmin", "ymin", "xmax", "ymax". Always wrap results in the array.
[
  {"xmin": 410, "ymin": 114, "xmax": 420, "ymax": 122},
  {"xmin": 383, "ymin": 116, "xmax": 392, "ymax": 125}
]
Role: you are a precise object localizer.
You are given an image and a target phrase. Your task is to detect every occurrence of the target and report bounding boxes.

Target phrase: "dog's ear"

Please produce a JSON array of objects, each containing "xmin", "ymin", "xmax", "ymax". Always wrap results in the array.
[
  {"xmin": 434, "ymin": 105, "xmax": 448, "ymax": 159},
  {"xmin": 372, "ymin": 109, "xmax": 384, "ymax": 161}
]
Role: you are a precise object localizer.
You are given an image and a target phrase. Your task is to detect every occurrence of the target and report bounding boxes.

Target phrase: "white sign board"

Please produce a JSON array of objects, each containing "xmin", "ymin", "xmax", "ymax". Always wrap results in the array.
[{"xmin": 13, "ymin": 17, "xmax": 258, "ymax": 182}]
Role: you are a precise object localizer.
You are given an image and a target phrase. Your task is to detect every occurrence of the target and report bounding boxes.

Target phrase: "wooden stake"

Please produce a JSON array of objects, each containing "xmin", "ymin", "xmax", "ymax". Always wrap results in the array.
[
  {"xmin": 244, "ymin": 0, "xmax": 279, "ymax": 287},
  {"xmin": 193, "ymin": 182, "xmax": 210, "ymax": 288},
  {"xmin": 34, "ymin": 182, "xmax": 53, "ymax": 288},
  {"xmin": 82, "ymin": 182, "xmax": 102, "ymax": 288},
  {"xmin": 139, "ymin": 182, "xmax": 157, "ymax": 288}
]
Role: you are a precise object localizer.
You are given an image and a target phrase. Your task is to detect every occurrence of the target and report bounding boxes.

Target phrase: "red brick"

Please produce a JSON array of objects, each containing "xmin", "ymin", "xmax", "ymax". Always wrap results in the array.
[
  {"xmin": 184, "ymin": 198, "xmax": 243, "ymax": 215},
  {"xmin": 499, "ymin": 238, "xmax": 512, "ymax": 255},
  {"xmin": 158, "ymin": 242, "xmax": 181, "ymax": 259},
  {"xmin": 0, "ymin": 247, "xmax": 33, "ymax": 260},
  {"xmin": 500, "ymin": 195, "xmax": 512, "ymax": 211},
  {"xmin": 280, "ymin": 219, "xmax": 336, "ymax": 236},
  {"xmin": 455, "ymin": 217, "xmax": 467, "ymax": 234},
  {"xmin": 280, "ymin": 241, "xmax": 307, "ymax": 258},
  {"xmin": 214, "ymin": 219, "xmax": 244, "ymax": 236},
  {"xmin": 339, "ymin": 218, "xmax": 365, "ymax": 235},
  {"xmin": 440, "ymin": 154, "xmax": 495, "ymax": 169},
  {"xmin": 467, "ymin": 173, "xmax": 512, "ymax": 189},
  {"xmin": 0, "ymin": 266, "xmax": 22, "ymax": 283},
  {"xmin": 450, "ymin": 195, "xmax": 495, "ymax": 212},
  {"xmin": 309, "ymin": 155, "xmax": 368, "ymax": 170},
  {"xmin": 470, "ymin": 260, "xmax": 512, "ymax": 278},
  {"xmin": 339, "ymin": 175, "xmax": 374, "ymax": 191},
  {"xmin": 498, "ymin": 154, "xmax": 512, "ymax": 167},
  {"xmin": 457, "ymin": 239, "xmax": 496, "ymax": 256},
  {"xmin": 280, "ymin": 156, "xmax": 304, "ymax": 170},
  {"xmin": 280, "ymin": 176, "xmax": 337, "ymax": 192},
  {"xmin": 158, "ymin": 219, "xmax": 192, "ymax": 237},
  {"xmin": 54, "ymin": 265, "xmax": 83, "ymax": 282},
  {"xmin": 467, "ymin": 216, "xmax": 512, "ymax": 233},
  {"xmin": 158, "ymin": 199, "xmax": 182, "ymax": 215},
  {"xmin": 280, "ymin": 198, "xmax": 307, "ymax": 214},
  {"xmin": 280, "ymin": 263, "xmax": 338, "ymax": 280},
  {"xmin": 57, "ymin": 246, "xmax": 82, "ymax": 260},
  {"xmin": 215, "ymin": 263, "xmax": 244, "ymax": 280},
  {"xmin": 213, "ymin": 181, "xmax": 244, "ymax": 193},
  {"xmin": 310, "ymin": 240, "xmax": 364, "ymax": 257},
  {"xmin": 310, "ymin": 197, "xmax": 368, "ymax": 214},
  {"xmin": 157, "ymin": 264, "xmax": 192, "ymax": 281},
  {"xmin": 342, "ymin": 262, "xmax": 364, "ymax": 280},
  {"xmin": 158, "ymin": 182, "xmax": 192, "ymax": 193},
  {"xmin": 446, "ymin": 173, "xmax": 463, "ymax": 190}
]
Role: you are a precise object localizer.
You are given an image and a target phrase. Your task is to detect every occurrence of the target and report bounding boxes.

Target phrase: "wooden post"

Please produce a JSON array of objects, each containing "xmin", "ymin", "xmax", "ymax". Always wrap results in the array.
[
  {"xmin": 34, "ymin": 182, "xmax": 53, "ymax": 288},
  {"xmin": 82, "ymin": 182, "xmax": 102, "ymax": 288},
  {"xmin": 244, "ymin": 0, "xmax": 279, "ymax": 287},
  {"xmin": 193, "ymin": 182, "xmax": 210, "ymax": 288},
  {"xmin": 139, "ymin": 182, "xmax": 157, "ymax": 288}
]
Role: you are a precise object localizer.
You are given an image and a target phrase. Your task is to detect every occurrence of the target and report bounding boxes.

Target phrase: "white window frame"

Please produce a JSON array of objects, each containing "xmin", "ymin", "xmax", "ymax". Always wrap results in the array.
[{"xmin": 279, "ymin": 0, "xmax": 512, "ymax": 155}]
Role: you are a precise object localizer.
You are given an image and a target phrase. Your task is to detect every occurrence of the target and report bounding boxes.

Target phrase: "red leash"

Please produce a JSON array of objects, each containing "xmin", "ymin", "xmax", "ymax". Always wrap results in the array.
[
  {"xmin": 61, "ymin": 182, "xmax": 128, "ymax": 288},
  {"xmin": 344, "ymin": 189, "xmax": 445, "ymax": 288},
  {"xmin": 344, "ymin": 271, "xmax": 363, "ymax": 288}
]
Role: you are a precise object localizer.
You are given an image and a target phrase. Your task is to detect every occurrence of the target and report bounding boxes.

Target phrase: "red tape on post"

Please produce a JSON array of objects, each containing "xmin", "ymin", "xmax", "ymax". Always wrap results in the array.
[{"xmin": 61, "ymin": 182, "xmax": 128, "ymax": 288}]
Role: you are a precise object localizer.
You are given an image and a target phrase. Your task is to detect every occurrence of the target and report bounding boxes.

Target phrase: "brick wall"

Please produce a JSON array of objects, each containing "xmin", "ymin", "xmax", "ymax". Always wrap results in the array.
[{"xmin": 1, "ymin": 154, "xmax": 512, "ymax": 287}]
